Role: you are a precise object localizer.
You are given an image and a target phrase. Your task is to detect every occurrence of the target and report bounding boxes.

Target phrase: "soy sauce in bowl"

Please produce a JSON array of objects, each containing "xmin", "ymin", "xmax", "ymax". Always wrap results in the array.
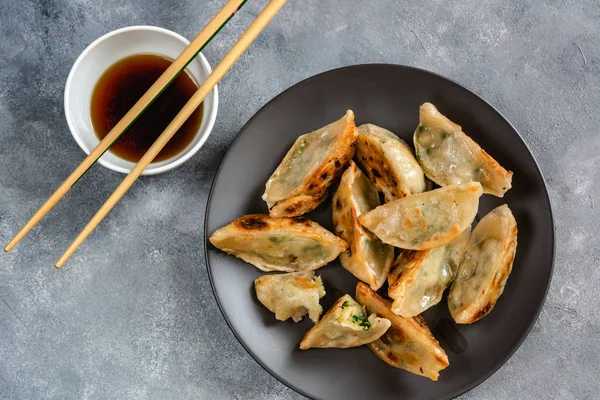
[{"xmin": 90, "ymin": 53, "xmax": 203, "ymax": 163}]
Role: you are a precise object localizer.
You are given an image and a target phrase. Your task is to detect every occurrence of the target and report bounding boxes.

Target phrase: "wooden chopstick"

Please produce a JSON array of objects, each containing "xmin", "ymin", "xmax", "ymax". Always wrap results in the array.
[
  {"xmin": 4, "ymin": 0, "xmax": 247, "ymax": 253},
  {"xmin": 55, "ymin": 0, "xmax": 288, "ymax": 268}
]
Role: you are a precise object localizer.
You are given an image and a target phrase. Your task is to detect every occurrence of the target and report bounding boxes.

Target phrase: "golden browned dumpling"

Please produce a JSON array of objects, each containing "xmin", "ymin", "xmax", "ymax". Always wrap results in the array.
[
  {"xmin": 255, "ymin": 271, "xmax": 325, "ymax": 323},
  {"xmin": 209, "ymin": 214, "xmax": 348, "ymax": 272},
  {"xmin": 448, "ymin": 204, "xmax": 518, "ymax": 324},
  {"xmin": 299, "ymin": 294, "xmax": 391, "ymax": 349},
  {"xmin": 332, "ymin": 161, "xmax": 394, "ymax": 290},
  {"xmin": 414, "ymin": 103, "xmax": 513, "ymax": 197},
  {"xmin": 262, "ymin": 111, "xmax": 357, "ymax": 217},
  {"xmin": 355, "ymin": 124, "xmax": 426, "ymax": 202},
  {"xmin": 355, "ymin": 282, "xmax": 449, "ymax": 381},
  {"xmin": 359, "ymin": 182, "xmax": 483, "ymax": 250},
  {"xmin": 388, "ymin": 227, "xmax": 470, "ymax": 317}
]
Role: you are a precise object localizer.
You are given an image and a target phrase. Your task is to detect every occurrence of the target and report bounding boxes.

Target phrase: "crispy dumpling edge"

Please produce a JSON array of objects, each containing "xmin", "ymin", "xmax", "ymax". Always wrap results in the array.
[
  {"xmin": 449, "ymin": 204, "xmax": 518, "ymax": 324},
  {"xmin": 209, "ymin": 214, "xmax": 348, "ymax": 272},
  {"xmin": 415, "ymin": 102, "xmax": 513, "ymax": 197},
  {"xmin": 355, "ymin": 282, "xmax": 449, "ymax": 381},
  {"xmin": 358, "ymin": 182, "xmax": 483, "ymax": 250},
  {"xmin": 268, "ymin": 110, "xmax": 358, "ymax": 217},
  {"xmin": 388, "ymin": 227, "xmax": 470, "ymax": 317},
  {"xmin": 333, "ymin": 161, "xmax": 394, "ymax": 290},
  {"xmin": 387, "ymin": 250, "xmax": 433, "ymax": 309},
  {"xmin": 355, "ymin": 123, "xmax": 426, "ymax": 201}
]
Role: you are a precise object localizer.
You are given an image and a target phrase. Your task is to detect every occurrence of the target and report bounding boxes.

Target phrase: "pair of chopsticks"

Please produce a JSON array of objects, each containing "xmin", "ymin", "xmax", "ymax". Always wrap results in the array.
[{"xmin": 4, "ymin": 0, "xmax": 288, "ymax": 268}]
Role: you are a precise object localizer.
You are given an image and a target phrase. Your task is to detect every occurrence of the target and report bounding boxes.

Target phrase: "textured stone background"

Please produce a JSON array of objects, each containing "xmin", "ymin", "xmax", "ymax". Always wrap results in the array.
[{"xmin": 1, "ymin": 0, "xmax": 598, "ymax": 399}]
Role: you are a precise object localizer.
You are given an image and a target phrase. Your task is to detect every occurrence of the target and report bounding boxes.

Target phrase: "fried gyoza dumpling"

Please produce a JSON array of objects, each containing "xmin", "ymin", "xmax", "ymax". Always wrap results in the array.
[
  {"xmin": 209, "ymin": 214, "xmax": 348, "ymax": 272},
  {"xmin": 448, "ymin": 204, "xmax": 518, "ymax": 324},
  {"xmin": 414, "ymin": 103, "xmax": 513, "ymax": 197},
  {"xmin": 355, "ymin": 282, "xmax": 449, "ymax": 381},
  {"xmin": 332, "ymin": 162, "xmax": 394, "ymax": 290},
  {"xmin": 355, "ymin": 124, "xmax": 426, "ymax": 202},
  {"xmin": 255, "ymin": 271, "xmax": 325, "ymax": 323},
  {"xmin": 359, "ymin": 182, "xmax": 483, "ymax": 250},
  {"xmin": 388, "ymin": 227, "xmax": 471, "ymax": 317},
  {"xmin": 262, "ymin": 111, "xmax": 357, "ymax": 217},
  {"xmin": 299, "ymin": 294, "xmax": 391, "ymax": 349}
]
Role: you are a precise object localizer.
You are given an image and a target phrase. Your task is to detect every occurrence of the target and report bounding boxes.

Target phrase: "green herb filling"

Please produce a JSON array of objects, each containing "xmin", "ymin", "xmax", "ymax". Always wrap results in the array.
[{"xmin": 351, "ymin": 314, "xmax": 371, "ymax": 331}]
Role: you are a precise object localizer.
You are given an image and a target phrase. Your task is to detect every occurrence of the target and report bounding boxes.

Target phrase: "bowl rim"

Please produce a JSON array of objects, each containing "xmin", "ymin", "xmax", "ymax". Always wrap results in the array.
[{"xmin": 64, "ymin": 25, "xmax": 219, "ymax": 175}]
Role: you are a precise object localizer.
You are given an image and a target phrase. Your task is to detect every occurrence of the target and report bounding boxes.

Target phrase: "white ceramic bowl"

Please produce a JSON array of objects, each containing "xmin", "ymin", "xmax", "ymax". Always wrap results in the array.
[{"xmin": 64, "ymin": 25, "xmax": 218, "ymax": 175}]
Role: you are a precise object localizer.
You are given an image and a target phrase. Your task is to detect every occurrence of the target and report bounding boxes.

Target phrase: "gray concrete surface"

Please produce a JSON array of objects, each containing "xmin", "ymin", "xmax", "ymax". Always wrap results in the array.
[{"xmin": 1, "ymin": 0, "xmax": 598, "ymax": 399}]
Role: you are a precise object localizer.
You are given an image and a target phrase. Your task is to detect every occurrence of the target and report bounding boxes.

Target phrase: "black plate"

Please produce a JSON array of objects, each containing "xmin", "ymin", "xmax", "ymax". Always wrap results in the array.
[{"xmin": 204, "ymin": 65, "xmax": 554, "ymax": 400}]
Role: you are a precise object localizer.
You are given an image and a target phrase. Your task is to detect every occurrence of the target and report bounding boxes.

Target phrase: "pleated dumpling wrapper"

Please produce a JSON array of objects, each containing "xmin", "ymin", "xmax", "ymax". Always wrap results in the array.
[
  {"xmin": 299, "ymin": 294, "xmax": 391, "ymax": 349},
  {"xmin": 355, "ymin": 124, "xmax": 426, "ymax": 202},
  {"xmin": 332, "ymin": 161, "xmax": 394, "ymax": 290},
  {"xmin": 209, "ymin": 214, "xmax": 348, "ymax": 272},
  {"xmin": 255, "ymin": 271, "xmax": 325, "ymax": 323},
  {"xmin": 359, "ymin": 182, "xmax": 483, "ymax": 250},
  {"xmin": 388, "ymin": 227, "xmax": 471, "ymax": 317},
  {"xmin": 414, "ymin": 103, "xmax": 513, "ymax": 197},
  {"xmin": 262, "ymin": 111, "xmax": 357, "ymax": 217},
  {"xmin": 448, "ymin": 204, "xmax": 518, "ymax": 324},
  {"xmin": 355, "ymin": 282, "xmax": 449, "ymax": 381}
]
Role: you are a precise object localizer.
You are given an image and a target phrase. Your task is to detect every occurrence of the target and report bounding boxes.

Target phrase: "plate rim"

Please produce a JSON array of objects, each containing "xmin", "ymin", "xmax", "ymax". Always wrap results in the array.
[{"xmin": 203, "ymin": 63, "xmax": 555, "ymax": 400}]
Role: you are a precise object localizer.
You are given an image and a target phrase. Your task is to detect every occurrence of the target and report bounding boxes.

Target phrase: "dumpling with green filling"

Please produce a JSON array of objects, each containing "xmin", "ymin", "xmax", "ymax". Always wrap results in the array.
[
  {"xmin": 263, "ymin": 111, "xmax": 357, "ymax": 217},
  {"xmin": 359, "ymin": 182, "xmax": 482, "ymax": 250},
  {"xmin": 355, "ymin": 124, "xmax": 426, "ymax": 202},
  {"xmin": 332, "ymin": 161, "xmax": 394, "ymax": 290},
  {"xmin": 414, "ymin": 103, "xmax": 513, "ymax": 197},
  {"xmin": 255, "ymin": 271, "xmax": 325, "ymax": 323},
  {"xmin": 355, "ymin": 282, "xmax": 449, "ymax": 381},
  {"xmin": 209, "ymin": 214, "xmax": 348, "ymax": 272},
  {"xmin": 299, "ymin": 294, "xmax": 391, "ymax": 349},
  {"xmin": 388, "ymin": 227, "xmax": 470, "ymax": 317},
  {"xmin": 448, "ymin": 204, "xmax": 518, "ymax": 324}
]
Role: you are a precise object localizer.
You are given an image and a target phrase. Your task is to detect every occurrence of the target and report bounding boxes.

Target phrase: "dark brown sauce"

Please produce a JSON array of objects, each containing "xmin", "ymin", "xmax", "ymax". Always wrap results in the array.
[{"xmin": 90, "ymin": 53, "xmax": 203, "ymax": 163}]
